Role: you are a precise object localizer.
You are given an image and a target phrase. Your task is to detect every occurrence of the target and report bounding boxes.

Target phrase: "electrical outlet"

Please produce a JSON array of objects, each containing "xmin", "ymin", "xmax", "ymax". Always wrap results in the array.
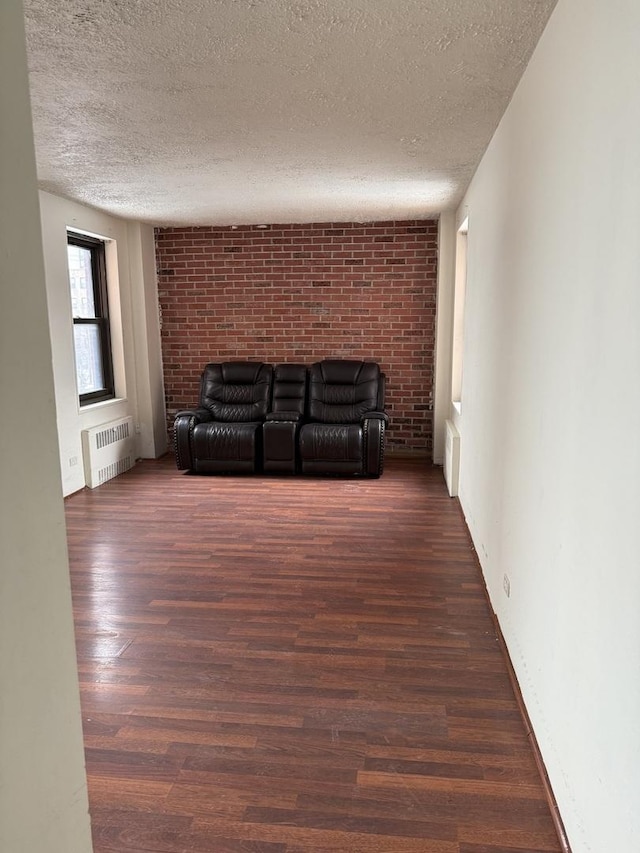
[
  {"xmin": 135, "ymin": 423, "xmax": 141, "ymax": 434},
  {"xmin": 69, "ymin": 456, "xmax": 78, "ymax": 467},
  {"xmin": 503, "ymin": 573, "xmax": 511, "ymax": 598}
]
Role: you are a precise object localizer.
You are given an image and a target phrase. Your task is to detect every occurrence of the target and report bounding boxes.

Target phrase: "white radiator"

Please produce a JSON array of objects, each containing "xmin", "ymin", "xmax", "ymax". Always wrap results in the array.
[
  {"xmin": 444, "ymin": 419, "xmax": 460, "ymax": 497},
  {"xmin": 82, "ymin": 416, "xmax": 135, "ymax": 488}
]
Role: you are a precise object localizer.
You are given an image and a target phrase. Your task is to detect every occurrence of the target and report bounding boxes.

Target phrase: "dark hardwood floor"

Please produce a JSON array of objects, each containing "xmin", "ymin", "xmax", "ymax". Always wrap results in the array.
[{"xmin": 65, "ymin": 457, "xmax": 562, "ymax": 853}]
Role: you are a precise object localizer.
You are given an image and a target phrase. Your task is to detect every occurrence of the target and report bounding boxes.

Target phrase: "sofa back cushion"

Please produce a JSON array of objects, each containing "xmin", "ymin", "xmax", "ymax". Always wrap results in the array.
[
  {"xmin": 308, "ymin": 360, "xmax": 381, "ymax": 423},
  {"xmin": 200, "ymin": 362, "xmax": 273, "ymax": 422},
  {"xmin": 271, "ymin": 364, "xmax": 307, "ymax": 416}
]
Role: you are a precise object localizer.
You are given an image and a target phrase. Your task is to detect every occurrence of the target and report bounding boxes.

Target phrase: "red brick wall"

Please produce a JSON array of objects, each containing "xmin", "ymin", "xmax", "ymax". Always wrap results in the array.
[{"xmin": 155, "ymin": 220, "xmax": 438, "ymax": 457}]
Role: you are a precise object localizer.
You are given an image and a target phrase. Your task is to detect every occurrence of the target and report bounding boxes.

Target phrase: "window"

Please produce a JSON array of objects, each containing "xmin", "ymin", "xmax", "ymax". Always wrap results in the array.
[
  {"xmin": 451, "ymin": 216, "xmax": 468, "ymax": 410},
  {"xmin": 67, "ymin": 232, "xmax": 115, "ymax": 405}
]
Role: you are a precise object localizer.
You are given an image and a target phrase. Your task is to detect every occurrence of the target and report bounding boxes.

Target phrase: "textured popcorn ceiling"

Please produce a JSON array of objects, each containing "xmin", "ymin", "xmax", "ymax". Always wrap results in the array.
[{"xmin": 23, "ymin": 0, "xmax": 556, "ymax": 226}]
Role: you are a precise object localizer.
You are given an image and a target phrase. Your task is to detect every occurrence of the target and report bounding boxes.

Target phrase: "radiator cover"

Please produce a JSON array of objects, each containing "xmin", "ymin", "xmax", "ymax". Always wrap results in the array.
[
  {"xmin": 81, "ymin": 416, "xmax": 135, "ymax": 488},
  {"xmin": 444, "ymin": 419, "xmax": 460, "ymax": 497}
]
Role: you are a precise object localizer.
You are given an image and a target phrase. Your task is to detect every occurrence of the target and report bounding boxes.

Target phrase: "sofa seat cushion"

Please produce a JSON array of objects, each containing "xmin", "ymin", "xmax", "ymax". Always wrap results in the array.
[
  {"xmin": 193, "ymin": 422, "xmax": 261, "ymax": 473},
  {"xmin": 299, "ymin": 423, "xmax": 363, "ymax": 474}
]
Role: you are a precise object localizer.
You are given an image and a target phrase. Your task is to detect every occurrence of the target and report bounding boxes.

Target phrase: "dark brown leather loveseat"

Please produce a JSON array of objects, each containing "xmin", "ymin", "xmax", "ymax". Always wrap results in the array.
[{"xmin": 174, "ymin": 359, "xmax": 388, "ymax": 477}]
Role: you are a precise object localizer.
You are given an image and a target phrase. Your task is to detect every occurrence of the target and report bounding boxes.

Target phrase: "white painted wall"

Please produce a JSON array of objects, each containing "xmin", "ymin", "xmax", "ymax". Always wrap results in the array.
[
  {"xmin": 455, "ymin": 1, "xmax": 640, "ymax": 850},
  {"xmin": 0, "ymin": 2, "xmax": 93, "ymax": 851},
  {"xmin": 39, "ymin": 193, "xmax": 167, "ymax": 495},
  {"xmin": 128, "ymin": 221, "xmax": 168, "ymax": 459}
]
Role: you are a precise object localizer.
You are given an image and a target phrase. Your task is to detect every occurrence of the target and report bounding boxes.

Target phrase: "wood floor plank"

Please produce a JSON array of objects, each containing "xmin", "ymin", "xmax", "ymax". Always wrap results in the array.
[{"xmin": 64, "ymin": 457, "xmax": 562, "ymax": 852}]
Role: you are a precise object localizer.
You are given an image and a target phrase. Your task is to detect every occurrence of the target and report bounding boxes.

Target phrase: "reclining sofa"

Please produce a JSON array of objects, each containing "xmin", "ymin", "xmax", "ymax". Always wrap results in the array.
[{"xmin": 174, "ymin": 359, "xmax": 388, "ymax": 478}]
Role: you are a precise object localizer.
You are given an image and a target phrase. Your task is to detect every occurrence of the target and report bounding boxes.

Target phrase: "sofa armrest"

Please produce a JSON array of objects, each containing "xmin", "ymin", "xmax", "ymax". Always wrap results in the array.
[
  {"xmin": 175, "ymin": 407, "xmax": 212, "ymax": 422},
  {"xmin": 363, "ymin": 414, "xmax": 387, "ymax": 478},
  {"xmin": 174, "ymin": 408, "xmax": 212, "ymax": 470},
  {"xmin": 362, "ymin": 411, "xmax": 389, "ymax": 426},
  {"xmin": 266, "ymin": 411, "xmax": 303, "ymax": 422}
]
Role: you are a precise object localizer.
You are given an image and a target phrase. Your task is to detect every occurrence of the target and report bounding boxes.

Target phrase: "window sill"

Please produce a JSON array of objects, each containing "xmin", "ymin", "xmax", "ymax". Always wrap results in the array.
[{"xmin": 79, "ymin": 397, "xmax": 127, "ymax": 413}]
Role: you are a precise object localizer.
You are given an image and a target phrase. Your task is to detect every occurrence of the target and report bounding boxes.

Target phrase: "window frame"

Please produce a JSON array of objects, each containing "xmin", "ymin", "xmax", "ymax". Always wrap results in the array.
[
  {"xmin": 67, "ymin": 231, "xmax": 115, "ymax": 406},
  {"xmin": 451, "ymin": 216, "xmax": 468, "ymax": 411}
]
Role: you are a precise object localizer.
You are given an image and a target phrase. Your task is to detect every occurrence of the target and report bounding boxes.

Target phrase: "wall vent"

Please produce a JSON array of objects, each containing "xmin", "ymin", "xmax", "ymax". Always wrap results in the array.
[
  {"xmin": 444, "ymin": 419, "xmax": 460, "ymax": 497},
  {"xmin": 82, "ymin": 416, "xmax": 135, "ymax": 488}
]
